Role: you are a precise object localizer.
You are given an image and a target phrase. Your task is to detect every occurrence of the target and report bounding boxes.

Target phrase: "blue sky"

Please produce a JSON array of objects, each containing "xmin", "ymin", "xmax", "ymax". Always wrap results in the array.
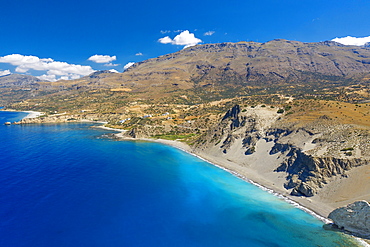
[{"xmin": 1, "ymin": 0, "xmax": 370, "ymax": 81}]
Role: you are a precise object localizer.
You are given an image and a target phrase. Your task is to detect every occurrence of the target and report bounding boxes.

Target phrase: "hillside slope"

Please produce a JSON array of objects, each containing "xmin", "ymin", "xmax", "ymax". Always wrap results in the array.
[{"xmin": 0, "ymin": 74, "xmax": 44, "ymax": 87}]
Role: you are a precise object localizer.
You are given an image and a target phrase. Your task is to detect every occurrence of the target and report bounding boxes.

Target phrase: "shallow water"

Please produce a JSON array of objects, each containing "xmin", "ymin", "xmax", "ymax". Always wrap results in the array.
[{"xmin": 0, "ymin": 112, "xmax": 360, "ymax": 246}]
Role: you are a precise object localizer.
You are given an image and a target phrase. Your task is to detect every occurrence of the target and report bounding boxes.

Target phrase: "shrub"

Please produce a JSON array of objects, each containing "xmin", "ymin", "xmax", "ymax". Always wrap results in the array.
[{"xmin": 277, "ymin": 109, "xmax": 284, "ymax": 114}]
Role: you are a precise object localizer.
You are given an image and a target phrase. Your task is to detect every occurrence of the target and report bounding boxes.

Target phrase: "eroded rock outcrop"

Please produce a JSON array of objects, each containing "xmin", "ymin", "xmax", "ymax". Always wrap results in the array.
[
  {"xmin": 328, "ymin": 201, "xmax": 370, "ymax": 239},
  {"xmin": 276, "ymin": 148, "xmax": 368, "ymax": 196},
  {"xmin": 193, "ymin": 104, "xmax": 370, "ymax": 198}
]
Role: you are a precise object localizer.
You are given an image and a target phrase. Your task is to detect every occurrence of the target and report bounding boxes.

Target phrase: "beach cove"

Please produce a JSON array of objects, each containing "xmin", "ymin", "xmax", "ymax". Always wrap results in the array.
[
  {"xmin": 0, "ymin": 112, "xmax": 366, "ymax": 246},
  {"xmin": 101, "ymin": 125, "xmax": 369, "ymax": 245},
  {"xmin": 112, "ymin": 127, "xmax": 367, "ymax": 221}
]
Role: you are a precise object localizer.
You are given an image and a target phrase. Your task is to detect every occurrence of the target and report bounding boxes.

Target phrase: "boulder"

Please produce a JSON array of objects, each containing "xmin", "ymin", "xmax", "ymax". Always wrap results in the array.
[{"xmin": 328, "ymin": 201, "xmax": 370, "ymax": 239}]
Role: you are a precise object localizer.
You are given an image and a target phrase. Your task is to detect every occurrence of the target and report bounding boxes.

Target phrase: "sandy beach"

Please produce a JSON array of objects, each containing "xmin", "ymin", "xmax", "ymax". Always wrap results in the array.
[
  {"xmin": 23, "ymin": 111, "xmax": 44, "ymax": 119},
  {"xmin": 111, "ymin": 132, "xmax": 325, "ymax": 216},
  {"xmin": 111, "ymin": 128, "xmax": 370, "ymax": 246},
  {"xmin": 0, "ymin": 109, "xmax": 44, "ymax": 119},
  {"xmin": 111, "ymin": 127, "xmax": 331, "ymax": 219}
]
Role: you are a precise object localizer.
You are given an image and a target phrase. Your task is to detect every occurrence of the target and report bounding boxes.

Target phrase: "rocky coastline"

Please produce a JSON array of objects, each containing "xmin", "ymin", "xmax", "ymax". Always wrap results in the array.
[{"xmin": 328, "ymin": 201, "xmax": 370, "ymax": 239}]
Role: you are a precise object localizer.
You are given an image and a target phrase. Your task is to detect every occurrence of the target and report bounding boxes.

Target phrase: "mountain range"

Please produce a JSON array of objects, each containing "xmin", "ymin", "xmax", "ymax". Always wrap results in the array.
[{"xmin": 2, "ymin": 39, "xmax": 370, "ymax": 108}]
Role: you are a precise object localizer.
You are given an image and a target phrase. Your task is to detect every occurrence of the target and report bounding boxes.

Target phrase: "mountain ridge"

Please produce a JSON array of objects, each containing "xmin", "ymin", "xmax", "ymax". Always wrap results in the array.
[
  {"xmin": 2, "ymin": 39, "xmax": 370, "ymax": 110},
  {"xmin": 0, "ymin": 73, "xmax": 45, "ymax": 87},
  {"xmin": 125, "ymin": 39, "xmax": 370, "ymax": 85}
]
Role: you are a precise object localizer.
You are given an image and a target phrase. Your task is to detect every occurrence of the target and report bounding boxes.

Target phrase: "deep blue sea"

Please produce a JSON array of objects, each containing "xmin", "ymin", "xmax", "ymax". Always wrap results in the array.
[{"xmin": 0, "ymin": 111, "xmax": 361, "ymax": 247}]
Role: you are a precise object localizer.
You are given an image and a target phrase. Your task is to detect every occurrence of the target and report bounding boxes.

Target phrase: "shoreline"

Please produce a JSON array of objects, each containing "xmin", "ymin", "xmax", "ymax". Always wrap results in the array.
[
  {"xmin": 23, "ymin": 111, "xmax": 44, "ymax": 119},
  {"xmin": 117, "ymin": 134, "xmax": 331, "ymax": 222},
  {"xmin": 110, "ymin": 129, "xmax": 369, "ymax": 246},
  {"xmin": 111, "ymin": 129, "xmax": 328, "ymax": 220},
  {"xmin": 0, "ymin": 109, "xmax": 44, "ymax": 119},
  {"xmin": 3, "ymin": 110, "xmax": 109, "ymax": 125}
]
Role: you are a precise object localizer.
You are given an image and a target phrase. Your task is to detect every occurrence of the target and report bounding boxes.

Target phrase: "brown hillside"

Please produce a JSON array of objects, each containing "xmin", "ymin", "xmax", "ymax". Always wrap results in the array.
[{"xmin": 2, "ymin": 39, "xmax": 370, "ymax": 110}]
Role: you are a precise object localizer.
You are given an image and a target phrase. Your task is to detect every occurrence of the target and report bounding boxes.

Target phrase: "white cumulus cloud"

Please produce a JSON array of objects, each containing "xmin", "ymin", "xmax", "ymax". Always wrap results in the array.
[
  {"xmin": 88, "ymin": 54, "xmax": 117, "ymax": 63},
  {"xmin": 37, "ymin": 74, "xmax": 57, "ymax": 81},
  {"xmin": 332, "ymin": 35, "xmax": 370, "ymax": 46},
  {"xmin": 109, "ymin": 69, "xmax": 120, "ymax": 73},
  {"xmin": 158, "ymin": 30, "xmax": 202, "ymax": 48},
  {"xmin": 135, "ymin": 52, "xmax": 143, "ymax": 56},
  {"xmin": 158, "ymin": 36, "xmax": 173, "ymax": 44},
  {"xmin": 0, "ymin": 69, "xmax": 11, "ymax": 76},
  {"xmin": 0, "ymin": 54, "xmax": 95, "ymax": 81},
  {"xmin": 204, "ymin": 31, "xmax": 215, "ymax": 36},
  {"xmin": 123, "ymin": 62, "xmax": 135, "ymax": 70}
]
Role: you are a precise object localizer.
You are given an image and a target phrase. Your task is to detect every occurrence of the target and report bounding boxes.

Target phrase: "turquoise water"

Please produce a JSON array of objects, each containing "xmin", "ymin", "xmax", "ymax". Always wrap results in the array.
[{"xmin": 0, "ymin": 112, "xmax": 360, "ymax": 246}]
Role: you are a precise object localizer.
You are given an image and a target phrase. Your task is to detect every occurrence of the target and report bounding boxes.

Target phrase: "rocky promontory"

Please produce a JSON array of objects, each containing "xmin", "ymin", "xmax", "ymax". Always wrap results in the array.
[{"xmin": 328, "ymin": 201, "xmax": 370, "ymax": 239}]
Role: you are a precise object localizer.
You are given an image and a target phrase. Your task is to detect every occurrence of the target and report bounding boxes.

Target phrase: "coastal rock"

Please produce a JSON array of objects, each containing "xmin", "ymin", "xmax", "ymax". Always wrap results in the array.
[
  {"xmin": 328, "ymin": 201, "xmax": 370, "ymax": 238},
  {"xmin": 290, "ymin": 182, "xmax": 317, "ymax": 197}
]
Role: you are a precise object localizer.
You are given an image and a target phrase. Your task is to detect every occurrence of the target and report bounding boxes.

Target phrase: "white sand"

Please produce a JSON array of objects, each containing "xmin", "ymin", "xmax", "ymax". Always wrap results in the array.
[
  {"xmin": 94, "ymin": 125, "xmax": 127, "ymax": 132},
  {"xmin": 23, "ymin": 111, "xmax": 44, "ymax": 119}
]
